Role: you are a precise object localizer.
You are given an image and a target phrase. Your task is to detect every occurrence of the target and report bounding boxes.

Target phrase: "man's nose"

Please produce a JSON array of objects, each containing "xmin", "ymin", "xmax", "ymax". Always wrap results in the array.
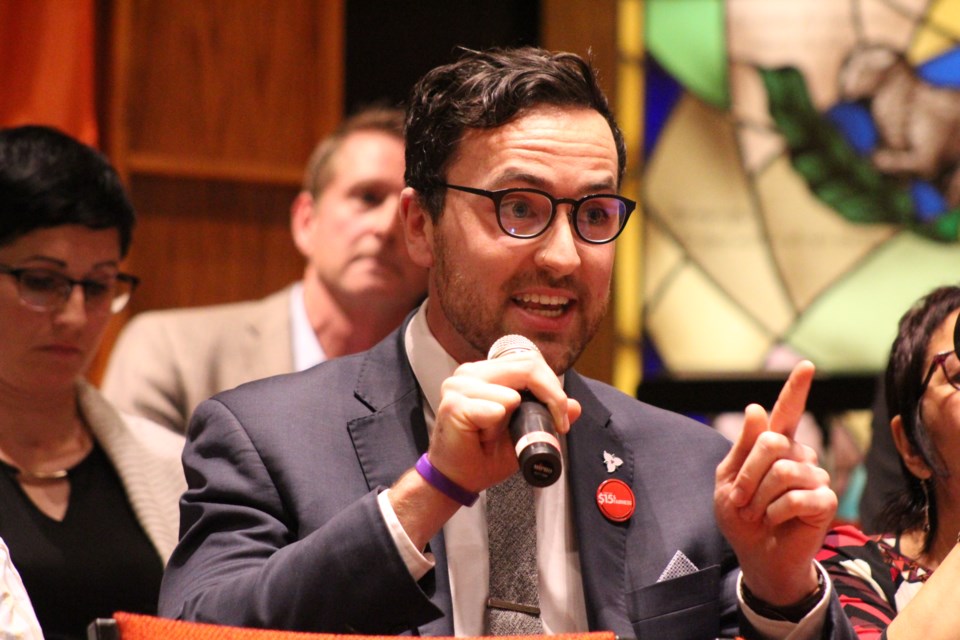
[{"xmin": 533, "ymin": 209, "xmax": 581, "ymax": 276}]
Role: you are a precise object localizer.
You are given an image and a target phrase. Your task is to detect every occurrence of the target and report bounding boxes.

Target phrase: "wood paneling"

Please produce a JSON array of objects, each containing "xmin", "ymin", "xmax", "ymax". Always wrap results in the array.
[
  {"xmin": 89, "ymin": 0, "xmax": 344, "ymax": 383},
  {"xmin": 124, "ymin": 176, "xmax": 302, "ymax": 310},
  {"xmin": 542, "ymin": 0, "xmax": 618, "ymax": 106},
  {"xmin": 89, "ymin": 1, "xmax": 618, "ymax": 386},
  {"xmin": 542, "ymin": 0, "xmax": 619, "ymax": 385},
  {"xmin": 106, "ymin": 0, "xmax": 344, "ymax": 308},
  {"xmin": 112, "ymin": 0, "xmax": 342, "ymax": 185}
]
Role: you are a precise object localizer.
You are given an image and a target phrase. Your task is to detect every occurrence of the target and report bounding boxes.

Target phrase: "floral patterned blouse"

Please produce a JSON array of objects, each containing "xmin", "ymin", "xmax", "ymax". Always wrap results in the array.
[{"xmin": 816, "ymin": 524, "xmax": 931, "ymax": 639}]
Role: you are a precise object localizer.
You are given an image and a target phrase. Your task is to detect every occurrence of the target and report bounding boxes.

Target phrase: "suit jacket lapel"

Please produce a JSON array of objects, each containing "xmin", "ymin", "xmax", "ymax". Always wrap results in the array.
[
  {"xmin": 348, "ymin": 326, "xmax": 427, "ymax": 488},
  {"xmin": 216, "ymin": 286, "xmax": 294, "ymax": 394},
  {"xmin": 345, "ymin": 324, "xmax": 454, "ymax": 635},
  {"xmin": 77, "ymin": 380, "xmax": 184, "ymax": 563},
  {"xmin": 565, "ymin": 372, "xmax": 634, "ymax": 637},
  {"xmin": 241, "ymin": 286, "xmax": 296, "ymax": 381}
]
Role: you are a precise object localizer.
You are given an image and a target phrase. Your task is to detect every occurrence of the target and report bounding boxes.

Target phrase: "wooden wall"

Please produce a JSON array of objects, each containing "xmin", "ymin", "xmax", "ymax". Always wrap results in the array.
[
  {"xmin": 90, "ymin": 0, "xmax": 344, "ymax": 381},
  {"xmin": 89, "ymin": 0, "xmax": 622, "ymax": 384},
  {"xmin": 542, "ymin": 0, "xmax": 620, "ymax": 384}
]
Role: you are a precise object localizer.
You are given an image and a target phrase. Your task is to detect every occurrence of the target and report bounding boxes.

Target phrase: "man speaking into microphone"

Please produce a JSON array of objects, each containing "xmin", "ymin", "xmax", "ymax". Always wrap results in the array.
[{"xmin": 160, "ymin": 46, "xmax": 853, "ymax": 639}]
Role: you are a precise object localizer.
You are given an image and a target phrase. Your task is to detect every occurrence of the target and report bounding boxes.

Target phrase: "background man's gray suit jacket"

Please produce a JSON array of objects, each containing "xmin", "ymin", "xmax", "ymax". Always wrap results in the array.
[{"xmin": 102, "ymin": 286, "xmax": 294, "ymax": 433}]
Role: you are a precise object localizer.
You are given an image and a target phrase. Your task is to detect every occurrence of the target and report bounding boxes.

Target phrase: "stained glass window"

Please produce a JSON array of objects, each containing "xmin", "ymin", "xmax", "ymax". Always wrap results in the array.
[{"xmin": 637, "ymin": 0, "xmax": 960, "ymax": 379}]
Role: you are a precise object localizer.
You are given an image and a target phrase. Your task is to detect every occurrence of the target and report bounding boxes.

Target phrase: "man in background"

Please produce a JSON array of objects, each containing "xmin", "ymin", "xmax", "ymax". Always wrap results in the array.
[{"xmin": 101, "ymin": 107, "xmax": 428, "ymax": 432}]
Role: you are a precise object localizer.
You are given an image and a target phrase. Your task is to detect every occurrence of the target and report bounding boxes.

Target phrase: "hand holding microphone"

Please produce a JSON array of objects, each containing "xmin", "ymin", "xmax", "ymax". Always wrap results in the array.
[
  {"xmin": 487, "ymin": 335, "xmax": 563, "ymax": 487},
  {"xmin": 417, "ymin": 333, "xmax": 571, "ymax": 504}
]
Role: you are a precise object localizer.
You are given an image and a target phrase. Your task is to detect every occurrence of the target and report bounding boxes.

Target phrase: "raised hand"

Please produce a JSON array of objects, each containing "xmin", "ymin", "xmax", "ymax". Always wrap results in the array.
[{"xmin": 714, "ymin": 360, "xmax": 837, "ymax": 605}]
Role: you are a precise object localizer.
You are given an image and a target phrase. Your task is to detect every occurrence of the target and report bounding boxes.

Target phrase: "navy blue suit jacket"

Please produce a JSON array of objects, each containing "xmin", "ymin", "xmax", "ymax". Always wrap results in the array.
[{"xmin": 158, "ymin": 323, "xmax": 855, "ymax": 639}]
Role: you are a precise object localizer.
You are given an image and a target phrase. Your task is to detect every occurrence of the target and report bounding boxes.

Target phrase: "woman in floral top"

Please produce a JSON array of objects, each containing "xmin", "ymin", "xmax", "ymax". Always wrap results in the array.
[{"xmin": 817, "ymin": 286, "xmax": 960, "ymax": 639}]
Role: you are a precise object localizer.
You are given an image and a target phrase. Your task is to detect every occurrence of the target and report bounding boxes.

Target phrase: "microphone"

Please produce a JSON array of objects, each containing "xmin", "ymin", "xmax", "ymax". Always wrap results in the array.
[{"xmin": 487, "ymin": 335, "xmax": 562, "ymax": 487}]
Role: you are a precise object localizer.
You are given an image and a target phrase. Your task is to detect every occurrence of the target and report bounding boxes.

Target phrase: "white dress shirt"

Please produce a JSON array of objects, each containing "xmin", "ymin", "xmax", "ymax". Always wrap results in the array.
[{"xmin": 289, "ymin": 282, "xmax": 326, "ymax": 372}]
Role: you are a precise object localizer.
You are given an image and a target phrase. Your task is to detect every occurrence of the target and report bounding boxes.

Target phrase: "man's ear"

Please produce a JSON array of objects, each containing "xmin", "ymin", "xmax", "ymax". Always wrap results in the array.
[
  {"xmin": 290, "ymin": 191, "xmax": 316, "ymax": 258},
  {"xmin": 891, "ymin": 414, "xmax": 932, "ymax": 480},
  {"xmin": 399, "ymin": 187, "xmax": 435, "ymax": 269}
]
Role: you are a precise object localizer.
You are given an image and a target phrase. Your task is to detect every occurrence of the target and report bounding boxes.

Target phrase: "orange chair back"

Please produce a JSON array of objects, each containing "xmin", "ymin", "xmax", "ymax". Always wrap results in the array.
[
  {"xmin": 113, "ymin": 612, "xmax": 344, "ymax": 639},
  {"xmin": 108, "ymin": 612, "xmax": 618, "ymax": 640}
]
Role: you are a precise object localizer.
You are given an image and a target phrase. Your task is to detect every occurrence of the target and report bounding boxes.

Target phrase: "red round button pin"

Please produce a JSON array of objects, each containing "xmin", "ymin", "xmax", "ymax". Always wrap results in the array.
[{"xmin": 596, "ymin": 479, "xmax": 635, "ymax": 522}]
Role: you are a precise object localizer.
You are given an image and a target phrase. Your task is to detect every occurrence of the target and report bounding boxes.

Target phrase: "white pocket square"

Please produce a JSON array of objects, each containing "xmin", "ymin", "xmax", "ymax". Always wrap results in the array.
[{"xmin": 657, "ymin": 550, "xmax": 699, "ymax": 582}]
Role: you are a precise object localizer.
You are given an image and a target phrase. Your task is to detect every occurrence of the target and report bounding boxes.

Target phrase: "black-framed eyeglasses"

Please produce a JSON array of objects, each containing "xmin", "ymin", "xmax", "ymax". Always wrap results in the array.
[
  {"xmin": 442, "ymin": 183, "xmax": 635, "ymax": 244},
  {"xmin": 918, "ymin": 349, "xmax": 960, "ymax": 397},
  {"xmin": 0, "ymin": 265, "xmax": 140, "ymax": 314}
]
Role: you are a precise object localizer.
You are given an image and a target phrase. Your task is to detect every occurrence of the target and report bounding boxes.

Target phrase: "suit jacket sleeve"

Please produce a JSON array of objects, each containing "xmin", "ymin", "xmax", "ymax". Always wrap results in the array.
[
  {"xmin": 738, "ymin": 572, "xmax": 860, "ymax": 640},
  {"xmin": 157, "ymin": 395, "xmax": 442, "ymax": 633}
]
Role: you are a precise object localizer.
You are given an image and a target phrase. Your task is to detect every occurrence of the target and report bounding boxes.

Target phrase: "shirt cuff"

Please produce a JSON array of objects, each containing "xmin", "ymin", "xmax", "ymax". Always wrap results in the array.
[
  {"xmin": 378, "ymin": 488, "xmax": 436, "ymax": 581},
  {"xmin": 739, "ymin": 561, "xmax": 831, "ymax": 640}
]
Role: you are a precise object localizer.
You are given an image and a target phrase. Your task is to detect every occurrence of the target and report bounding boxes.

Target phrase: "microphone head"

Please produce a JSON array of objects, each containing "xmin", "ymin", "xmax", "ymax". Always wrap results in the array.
[{"xmin": 487, "ymin": 334, "xmax": 540, "ymax": 360}]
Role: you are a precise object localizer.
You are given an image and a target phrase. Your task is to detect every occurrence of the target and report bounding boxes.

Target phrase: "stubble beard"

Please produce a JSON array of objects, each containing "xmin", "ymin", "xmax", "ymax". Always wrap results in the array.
[{"xmin": 431, "ymin": 227, "xmax": 609, "ymax": 373}]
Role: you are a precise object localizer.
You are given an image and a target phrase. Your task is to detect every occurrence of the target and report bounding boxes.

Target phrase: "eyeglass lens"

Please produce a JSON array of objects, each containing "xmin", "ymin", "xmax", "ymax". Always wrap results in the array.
[
  {"xmin": 16, "ymin": 270, "xmax": 134, "ymax": 313},
  {"xmin": 497, "ymin": 192, "xmax": 626, "ymax": 242},
  {"xmin": 940, "ymin": 350, "xmax": 960, "ymax": 390}
]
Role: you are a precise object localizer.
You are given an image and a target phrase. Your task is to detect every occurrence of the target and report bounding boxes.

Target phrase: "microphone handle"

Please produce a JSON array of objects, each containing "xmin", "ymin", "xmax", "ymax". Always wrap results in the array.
[{"xmin": 508, "ymin": 391, "xmax": 562, "ymax": 487}]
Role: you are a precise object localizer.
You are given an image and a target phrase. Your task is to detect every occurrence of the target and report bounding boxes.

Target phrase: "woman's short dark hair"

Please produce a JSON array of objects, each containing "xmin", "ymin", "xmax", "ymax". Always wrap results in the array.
[
  {"xmin": 404, "ymin": 46, "xmax": 627, "ymax": 220},
  {"xmin": 878, "ymin": 285, "xmax": 960, "ymax": 549},
  {"xmin": 0, "ymin": 125, "xmax": 135, "ymax": 257}
]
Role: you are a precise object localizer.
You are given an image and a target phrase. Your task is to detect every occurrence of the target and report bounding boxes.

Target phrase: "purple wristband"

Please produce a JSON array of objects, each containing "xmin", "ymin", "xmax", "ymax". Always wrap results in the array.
[{"xmin": 415, "ymin": 454, "xmax": 479, "ymax": 507}]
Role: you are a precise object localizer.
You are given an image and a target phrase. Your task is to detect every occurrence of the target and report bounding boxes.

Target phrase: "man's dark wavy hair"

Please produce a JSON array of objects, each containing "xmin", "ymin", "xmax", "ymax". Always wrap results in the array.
[
  {"xmin": 0, "ymin": 125, "xmax": 135, "ymax": 256},
  {"xmin": 404, "ymin": 46, "xmax": 627, "ymax": 220}
]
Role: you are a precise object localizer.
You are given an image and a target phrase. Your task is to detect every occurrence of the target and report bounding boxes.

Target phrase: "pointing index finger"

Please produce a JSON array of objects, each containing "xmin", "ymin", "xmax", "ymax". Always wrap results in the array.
[{"xmin": 768, "ymin": 360, "xmax": 815, "ymax": 439}]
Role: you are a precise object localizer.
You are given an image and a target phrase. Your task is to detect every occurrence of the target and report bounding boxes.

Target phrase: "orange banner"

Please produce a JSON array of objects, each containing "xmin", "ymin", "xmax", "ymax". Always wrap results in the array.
[{"xmin": 0, "ymin": 0, "xmax": 98, "ymax": 146}]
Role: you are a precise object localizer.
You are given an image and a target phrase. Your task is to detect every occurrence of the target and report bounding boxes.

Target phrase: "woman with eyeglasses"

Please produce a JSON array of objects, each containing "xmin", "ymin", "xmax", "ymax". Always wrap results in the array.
[
  {"xmin": 0, "ymin": 125, "xmax": 185, "ymax": 639},
  {"xmin": 817, "ymin": 285, "xmax": 960, "ymax": 638}
]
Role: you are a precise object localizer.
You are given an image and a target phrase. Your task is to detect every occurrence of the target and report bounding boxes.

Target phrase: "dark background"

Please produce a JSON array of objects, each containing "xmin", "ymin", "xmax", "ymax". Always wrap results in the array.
[{"xmin": 345, "ymin": 0, "xmax": 541, "ymax": 112}]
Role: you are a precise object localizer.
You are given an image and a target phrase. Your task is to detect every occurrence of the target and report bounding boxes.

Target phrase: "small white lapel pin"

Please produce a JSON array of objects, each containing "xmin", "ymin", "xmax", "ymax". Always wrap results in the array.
[{"xmin": 602, "ymin": 450, "xmax": 623, "ymax": 473}]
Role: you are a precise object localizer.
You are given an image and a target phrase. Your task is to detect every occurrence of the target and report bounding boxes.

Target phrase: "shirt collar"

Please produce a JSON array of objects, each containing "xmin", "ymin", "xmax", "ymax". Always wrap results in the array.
[
  {"xmin": 404, "ymin": 300, "xmax": 459, "ymax": 425},
  {"xmin": 403, "ymin": 299, "xmax": 564, "ymax": 427},
  {"xmin": 289, "ymin": 281, "xmax": 326, "ymax": 371}
]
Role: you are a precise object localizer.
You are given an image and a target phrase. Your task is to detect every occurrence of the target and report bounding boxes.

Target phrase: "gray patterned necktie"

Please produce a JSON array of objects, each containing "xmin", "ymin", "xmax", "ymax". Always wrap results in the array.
[{"xmin": 485, "ymin": 472, "xmax": 542, "ymax": 635}]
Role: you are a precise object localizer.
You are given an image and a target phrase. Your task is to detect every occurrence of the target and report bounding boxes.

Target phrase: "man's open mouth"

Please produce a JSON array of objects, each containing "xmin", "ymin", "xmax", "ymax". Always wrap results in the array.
[{"xmin": 513, "ymin": 293, "xmax": 572, "ymax": 318}]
